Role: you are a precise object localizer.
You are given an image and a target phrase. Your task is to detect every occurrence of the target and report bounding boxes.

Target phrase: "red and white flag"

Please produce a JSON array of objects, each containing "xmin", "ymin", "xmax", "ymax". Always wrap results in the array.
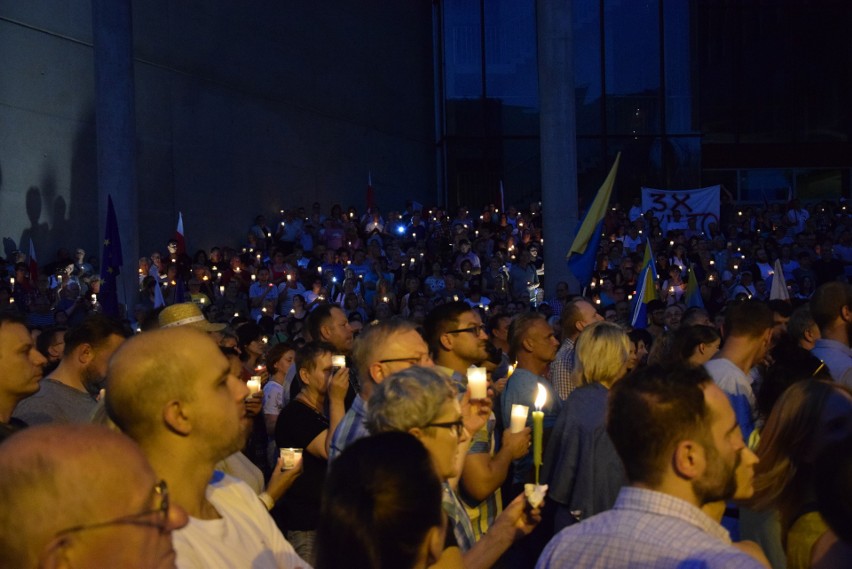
[
  {"xmin": 174, "ymin": 212, "xmax": 186, "ymax": 256},
  {"xmin": 366, "ymin": 172, "xmax": 375, "ymax": 212},
  {"xmin": 27, "ymin": 238, "xmax": 38, "ymax": 282}
]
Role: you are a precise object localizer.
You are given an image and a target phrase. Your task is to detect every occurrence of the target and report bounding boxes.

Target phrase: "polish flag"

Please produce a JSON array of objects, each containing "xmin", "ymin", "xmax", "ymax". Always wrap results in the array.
[
  {"xmin": 366, "ymin": 172, "xmax": 375, "ymax": 212},
  {"xmin": 174, "ymin": 212, "xmax": 186, "ymax": 256},
  {"xmin": 28, "ymin": 238, "xmax": 38, "ymax": 282}
]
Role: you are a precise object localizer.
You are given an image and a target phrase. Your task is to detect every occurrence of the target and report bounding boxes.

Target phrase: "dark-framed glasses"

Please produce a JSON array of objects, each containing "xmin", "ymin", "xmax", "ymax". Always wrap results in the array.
[
  {"xmin": 445, "ymin": 324, "xmax": 486, "ymax": 336},
  {"xmin": 426, "ymin": 419, "xmax": 465, "ymax": 437},
  {"xmin": 378, "ymin": 354, "xmax": 432, "ymax": 366}
]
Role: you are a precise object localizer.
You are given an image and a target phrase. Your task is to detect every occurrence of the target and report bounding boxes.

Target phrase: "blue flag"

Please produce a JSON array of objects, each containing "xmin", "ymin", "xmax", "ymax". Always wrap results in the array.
[
  {"xmin": 566, "ymin": 153, "xmax": 620, "ymax": 288},
  {"xmin": 99, "ymin": 195, "xmax": 123, "ymax": 317}
]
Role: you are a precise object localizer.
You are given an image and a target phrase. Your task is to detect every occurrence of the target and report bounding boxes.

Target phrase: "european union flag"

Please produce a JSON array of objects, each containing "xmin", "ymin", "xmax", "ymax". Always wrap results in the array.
[
  {"xmin": 99, "ymin": 195, "xmax": 123, "ymax": 317},
  {"xmin": 566, "ymin": 153, "xmax": 620, "ymax": 288}
]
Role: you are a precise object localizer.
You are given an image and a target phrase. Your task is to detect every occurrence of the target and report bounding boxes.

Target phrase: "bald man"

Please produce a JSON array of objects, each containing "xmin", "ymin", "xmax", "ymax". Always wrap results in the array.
[
  {"xmin": 0, "ymin": 424, "xmax": 187, "ymax": 569},
  {"xmin": 106, "ymin": 327, "xmax": 308, "ymax": 568}
]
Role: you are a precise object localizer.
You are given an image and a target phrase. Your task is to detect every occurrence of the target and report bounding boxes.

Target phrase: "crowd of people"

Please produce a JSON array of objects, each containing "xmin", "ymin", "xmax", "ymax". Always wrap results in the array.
[{"xmin": 0, "ymin": 194, "xmax": 850, "ymax": 569}]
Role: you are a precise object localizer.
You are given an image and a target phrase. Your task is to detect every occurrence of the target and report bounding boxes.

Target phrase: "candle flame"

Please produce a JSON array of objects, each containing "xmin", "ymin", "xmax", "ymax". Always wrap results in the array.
[{"xmin": 534, "ymin": 383, "xmax": 547, "ymax": 410}]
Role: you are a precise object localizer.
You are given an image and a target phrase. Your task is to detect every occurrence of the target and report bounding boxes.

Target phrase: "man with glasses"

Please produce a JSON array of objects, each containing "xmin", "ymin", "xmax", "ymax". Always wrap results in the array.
[
  {"xmin": 367, "ymin": 367, "xmax": 540, "ymax": 569},
  {"xmin": 0, "ymin": 423, "xmax": 188, "ymax": 569},
  {"xmin": 106, "ymin": 327, "xmax": 307, "ymax": 568},
  {"xmin": 424, "ymin": 302, "xmax": 531, "ymax": 540},
  {"xmin": 329, "ymin": 318, "xmax": 431, "ymax": 461}
]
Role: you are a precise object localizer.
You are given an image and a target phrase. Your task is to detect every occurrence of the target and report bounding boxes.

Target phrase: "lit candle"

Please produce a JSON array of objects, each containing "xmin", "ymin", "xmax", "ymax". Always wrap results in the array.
[
  {"xmin": 331, "ymin": 354, "xmax": 346, "ymax": 368},
  {"xmin": 219, "ymin": 285, "xmax": 225, "ymax": 294},
  {"xmin": 467, "ymin": 367, "xmax": 487, "ymax": 400},
  {"xmin": 246, "ymin": 376, "xmax": 262, "ymax": 394},
  {"xmin": 317, "ymin": 266, "xmax": 323, "ymax": 275},
  {"xmin": 251, "ymin": 274, "xmax": 256, "ymax": 281},
  {"xmin": 507, "ymin": 364, "xmax": 515, "ymax": 378},
  {"xmin": 510, "ymin": 404, "xmax": 529, "ymax": 434},
  {"xmin": 533, "ymin": 383, "xmax": 547, "ymax": 484}
]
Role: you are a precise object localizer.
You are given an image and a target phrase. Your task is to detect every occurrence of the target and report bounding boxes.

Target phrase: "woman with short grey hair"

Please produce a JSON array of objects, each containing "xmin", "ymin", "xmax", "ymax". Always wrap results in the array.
[{"xmin": 366, "ymin": 366, "xmax": 456, "ymax": 436}]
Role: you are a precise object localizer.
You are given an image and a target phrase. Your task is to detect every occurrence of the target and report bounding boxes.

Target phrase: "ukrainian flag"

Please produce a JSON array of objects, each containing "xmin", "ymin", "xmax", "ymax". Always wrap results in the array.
[
  {"xmin": 685, "ymin": 265, "xmax": 705, "ymax": 309},
  {"xmin": 566, "ymin": 153, "xmax": 621, "ymax": 288},
  {"xmin": 631, "ymin": 241, "xmax": 658, "ymax": 329}
]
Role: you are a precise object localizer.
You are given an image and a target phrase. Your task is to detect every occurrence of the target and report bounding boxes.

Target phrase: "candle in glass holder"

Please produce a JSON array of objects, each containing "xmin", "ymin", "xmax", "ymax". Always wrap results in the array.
[
  {"xmin": 247, "ymin": 377, "xmax": 262, "ymax": 394},
  {"xmin": 467, "ymin": 367, "xmax": 487, "ymax": 400},
  {"xmin": 510, "ymin": 404, "xmax": 529, "ymax": 434}
]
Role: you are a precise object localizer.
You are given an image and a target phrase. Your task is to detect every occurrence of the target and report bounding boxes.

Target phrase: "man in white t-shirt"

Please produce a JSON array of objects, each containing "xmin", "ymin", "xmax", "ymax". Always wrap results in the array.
[{"xmin": 106, "ymin": 327, "xmax": 309, "ymax": 569}]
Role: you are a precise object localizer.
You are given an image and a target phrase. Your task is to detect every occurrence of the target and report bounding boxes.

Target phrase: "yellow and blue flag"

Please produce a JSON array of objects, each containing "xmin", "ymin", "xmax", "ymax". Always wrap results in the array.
[
  {"xmin": 566, "ymin": 153, "xmax": 621, "ymax": 287},
  {"xmin": 631, "ymin": 241, "xmax": 659, "ymax": 329},
  {"xmin": 685, "ymin": 265, "xmax": 705, "ymax": 309}
]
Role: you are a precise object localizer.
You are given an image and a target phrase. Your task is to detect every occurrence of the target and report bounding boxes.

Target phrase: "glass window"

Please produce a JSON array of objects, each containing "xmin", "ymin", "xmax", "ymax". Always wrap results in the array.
[
  {"xmin": 443, "ymin": 0, "xmax": 483, "ymax": 100},
  {"xmin": 663, "ymin": 1, "xmax": 695, "ymax": 134},
  {"xmin": 483, "ymin": 0, "xmax": 539, "ymax": 114},
  {"xmin": 603, "ymin": 0, "xmax": 661, "ymax": 135},
  {"xmin": 573, "ymin": 0, "xmax": 602, "ymax": 135}
]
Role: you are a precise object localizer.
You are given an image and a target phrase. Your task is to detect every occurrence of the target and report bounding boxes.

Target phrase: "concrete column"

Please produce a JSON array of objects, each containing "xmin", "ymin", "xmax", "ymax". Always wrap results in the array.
[
  {"xmin": 537, "ymin": 0, "xmax": 579, "ymax": 295},
  {"xmin": 92, "ymin": 0, "xmax": 138, "ymax": 314}
]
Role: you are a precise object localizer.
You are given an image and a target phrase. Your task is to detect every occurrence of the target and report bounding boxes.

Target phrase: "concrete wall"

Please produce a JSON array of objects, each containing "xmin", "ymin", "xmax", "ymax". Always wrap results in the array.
[{"xmin": 0, "ymin": 1, "xmax": 436, "ymax": 262}]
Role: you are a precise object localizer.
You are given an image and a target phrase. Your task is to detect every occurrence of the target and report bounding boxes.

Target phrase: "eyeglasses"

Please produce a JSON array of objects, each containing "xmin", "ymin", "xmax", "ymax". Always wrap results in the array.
[
  {"xmin": 378, "ymin": 354, "xmax": 432, "ymax": 366},
  {"xmin": 51, "ymin": 480, "xmax": 170, "ymax": 538},
  {"xmin": 445, "ymin": 324, "xmax": 486, "ymax": 336},
  {"xmin": 426, "ymin": 419, "xmax": 465, "ymax": 437}
]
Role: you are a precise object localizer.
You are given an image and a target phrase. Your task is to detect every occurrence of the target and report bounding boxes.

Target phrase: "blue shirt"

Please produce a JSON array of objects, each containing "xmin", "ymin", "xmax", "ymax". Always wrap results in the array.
[
  {"xmin": 811, "ymin": 338, "xmax": 852, "ymax": 387},
  {"xmin": 328, "ymin": 395, "xmax": 369, "ymax": 463},
  {"xmin": 501, "ymin": 367, "xmax": 561, "ymax": 484},
  {"xmin": 536, "ymin": 487, "xmax": 766, "ymax": 569},
  {"xmin": 704, "ymin": 358, "xmax": 756, "ymax": 442}
]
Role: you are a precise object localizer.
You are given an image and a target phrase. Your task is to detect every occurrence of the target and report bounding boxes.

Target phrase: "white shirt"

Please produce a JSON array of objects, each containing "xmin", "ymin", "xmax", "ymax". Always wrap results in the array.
[{"xmin": 174, "ymin": 473, "xmax": 310, "ymax": 569}]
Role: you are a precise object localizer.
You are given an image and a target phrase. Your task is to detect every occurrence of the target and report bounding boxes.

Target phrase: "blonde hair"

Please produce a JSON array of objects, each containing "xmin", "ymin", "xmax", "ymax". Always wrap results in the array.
[{"xmin": 575, "ymin": 321, "xmax": 630, "ymax": 387}]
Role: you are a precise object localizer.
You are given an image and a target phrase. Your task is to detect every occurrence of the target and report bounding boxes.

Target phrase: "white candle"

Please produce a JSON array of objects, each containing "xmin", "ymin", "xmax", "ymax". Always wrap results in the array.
[
  {"xmin": 467, "ymin": 367, "xmax": 487, "ymax": 400},
  {"xmin": 247, "ymin": 377, "xmax": 262, "ymax": 394},
  {"xmin": 510, "ymin": 404, "xmax": 529, "ymax": 434}
]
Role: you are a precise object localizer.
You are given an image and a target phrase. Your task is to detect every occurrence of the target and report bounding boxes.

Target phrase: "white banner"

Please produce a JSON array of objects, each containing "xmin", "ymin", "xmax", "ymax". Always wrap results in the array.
[{"xmin": 641, "ymin": 185, "xmax": 720, "ymax": 236}]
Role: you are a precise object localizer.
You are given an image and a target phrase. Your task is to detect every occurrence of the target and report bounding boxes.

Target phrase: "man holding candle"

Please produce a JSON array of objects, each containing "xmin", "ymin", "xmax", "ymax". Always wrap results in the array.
[
  {"xmin": 105, "ymin": 327, "xmax": 307, "ymax": 568},
  {"xmin": 536, "ymin": 365, "xmax": 766, "ymax": 569},
  {"xmin": 249, "ymin": 267, "xmax": 279, "ymax": 321},
  {"xmin": 502, "ymin": 312, "xmax": 561, "ymax": 491},
  {"xmin": 424, "ymin": 302, "xmax": 531, "ymax": 540}
]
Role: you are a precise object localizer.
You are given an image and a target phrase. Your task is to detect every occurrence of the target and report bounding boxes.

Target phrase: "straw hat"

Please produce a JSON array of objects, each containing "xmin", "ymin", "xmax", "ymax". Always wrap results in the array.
[{"xmin": 158, "ymin": 302, "xmax": 226, "ymax": 332}]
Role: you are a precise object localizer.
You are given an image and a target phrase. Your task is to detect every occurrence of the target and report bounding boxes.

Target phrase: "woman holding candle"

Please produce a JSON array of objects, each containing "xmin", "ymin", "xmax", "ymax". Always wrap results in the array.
[
  {"xmin": 275, "ymin": 342, "xmax": 350, "ymax": 565},
  {"xmin": 541, "ymin": 321, "xmax": 629, "ymax": 533}
]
